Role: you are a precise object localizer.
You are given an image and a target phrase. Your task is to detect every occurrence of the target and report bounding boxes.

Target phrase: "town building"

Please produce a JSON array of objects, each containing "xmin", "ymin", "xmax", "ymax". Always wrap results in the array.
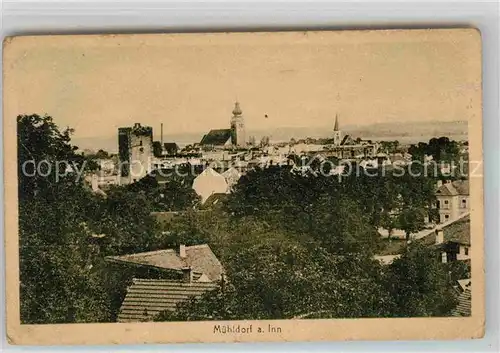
[
  {"xmin": 451, "ymin": 279, "xmax": 471, "ymax": 317},
  {"xmin": 192, "ymin": 167, "xmax": 229, "ymax": 203},
  {"xmin": 230, "ymin": 101, "xmax": 246, "ymax": 148},
  {"xmin": 106, "ymin": 244, "xmax": 225, "ymax": 322},
  {"xmin": 117, "ymin": 279, "xmax": 219, "ymax": 322},
  {"xmin": 375, "ymin": 211, "xmax": 470, "ymax": 265},
  {"xmin": 200, "ymin": 102, "xmax": 246, "ymax": 150},
  {"xmin": 118, "ymin": 123, "xmax": 153, "ymax": 184},
  {"xmin": 432, "ymin": 213, "xmax": 470, "ymax": 263},
  {"xmin": 162, "ymin": 142, "xmax": 179, "ymax": 156},
  {"xmin": 321, "ymin": 115, "xmax": 379, "ymax": 159},
  {"xmin": 106, "ymin": 244, "xmax": 225, "ymax": 282},
  {"xmin": 435, "ymin": 180, "xmax": 469, "ymax": 223},
  {"xmin": 222, "ymin": 167, "xmax": 242, "ymax": 191},
  {"xmin": 409, "ymin": 211, "xmax": 471, "ymax": 264}
]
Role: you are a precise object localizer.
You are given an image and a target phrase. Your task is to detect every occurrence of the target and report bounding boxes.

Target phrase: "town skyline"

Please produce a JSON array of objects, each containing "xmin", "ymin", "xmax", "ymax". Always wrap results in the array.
[
  {"xmin": 7, "ymin": 31, "xmax": 479, "ymax": 146},
  {"xmin": 7, "ymin": 30, "xmax": 481, "ymax": 343},
  {"xmin": 71, "ymin": 118, "xmax": 468, "ymax": 153}
]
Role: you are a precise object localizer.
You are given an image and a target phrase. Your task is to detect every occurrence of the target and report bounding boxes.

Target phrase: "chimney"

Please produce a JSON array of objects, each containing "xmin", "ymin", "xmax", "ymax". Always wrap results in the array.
[
  {"xmin": 181, "ymin": 267, "xmax": 193, "ymax": 282},
  {"xmin": 179, "ymin": 244, "xmax": 186, "ymax": 259},
  {"xmin": 435, "ymin": 229, "xmax": 444, "ymax": 245},
  {"xmin": 160, "ymin": 123, "xmax": 164, "ymax": 146},
  {"xmin": 436, "ymin": 180, "xmax": 443, "ymax": 188}
]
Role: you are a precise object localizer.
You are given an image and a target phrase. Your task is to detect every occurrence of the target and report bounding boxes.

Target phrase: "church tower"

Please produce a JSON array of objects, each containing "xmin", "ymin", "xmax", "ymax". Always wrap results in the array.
[
  {"xmin": 333, "ymin": 113, "xmax": 342, "ymax": 146},
  {"xmin": 230, "ymin": 101, "xmax": 246, "ymax": 148}
]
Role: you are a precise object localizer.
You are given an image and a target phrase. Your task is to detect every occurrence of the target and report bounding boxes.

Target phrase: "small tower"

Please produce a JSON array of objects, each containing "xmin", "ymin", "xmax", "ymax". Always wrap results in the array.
[
  {"xmin": 230, "ymin": 101, "xmax": 246, "ymax": 148},
  {"xmin": 118, "ymin": 123, "xmax": 153, "ymax": 184},
  {"xmin": 333, "ymin": 113, "xmax": 342, "ymax": 146}
]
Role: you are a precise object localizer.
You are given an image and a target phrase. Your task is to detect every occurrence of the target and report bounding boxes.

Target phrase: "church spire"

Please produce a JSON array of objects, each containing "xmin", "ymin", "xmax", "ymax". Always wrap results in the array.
[
  {"xmin": 232, "ymin": 101, "xmax": 242, "ymax": 116},
  {"xmin": 334, "ymin": 113, "xmax": 339, "ymax": 131}
]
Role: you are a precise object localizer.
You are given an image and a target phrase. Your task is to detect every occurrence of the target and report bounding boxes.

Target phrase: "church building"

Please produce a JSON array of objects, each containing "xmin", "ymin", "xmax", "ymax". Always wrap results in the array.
[
  {"xmin": 199, "ymin": 102, "xmax": 247, "ymax": 149},
  {"xmin": 332, "ymin": 113, "xmax": 342, "ymax": 146},
  {"xmin": 325, "ymin": 114, "xmax": 378, "ymax": 159}
]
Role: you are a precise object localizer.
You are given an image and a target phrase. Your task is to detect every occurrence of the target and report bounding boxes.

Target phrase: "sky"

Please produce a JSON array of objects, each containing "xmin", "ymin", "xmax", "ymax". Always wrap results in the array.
[{"xmin": 4, "ymin": 29, "xmax": 481, "ymax": 148}]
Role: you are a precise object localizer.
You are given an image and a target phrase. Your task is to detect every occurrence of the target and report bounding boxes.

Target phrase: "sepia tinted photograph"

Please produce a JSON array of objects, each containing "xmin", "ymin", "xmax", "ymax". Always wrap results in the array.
[{"xmin": 4, "ymin": 29, "xmax": 483, "ymax": 344}]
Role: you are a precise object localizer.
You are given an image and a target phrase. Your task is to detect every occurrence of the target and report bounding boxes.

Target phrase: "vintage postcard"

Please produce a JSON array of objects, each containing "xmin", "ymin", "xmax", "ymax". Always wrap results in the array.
[{"xmin": 4, "ymin": 29, "xmax": 483, "ymax": 345}]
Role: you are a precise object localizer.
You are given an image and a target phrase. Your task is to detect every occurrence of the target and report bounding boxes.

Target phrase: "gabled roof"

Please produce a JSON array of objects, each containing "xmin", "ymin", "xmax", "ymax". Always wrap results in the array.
[
  {"xmin": 163, "ymin": 142, "xmax": 178, "ymax": 151},
  {"xmin": 200, "ymin": 129, "xmax": 232, "ymax": 146},
  {"xmin": 436, "ymin": 180, "xmax": 469, "ymax": 196},
  {"xmin": 450, "ymin": 285, "xmax": 471, "ymax": 317},
  {"xmin": 419, "ymin": 213, "xmax": 470, "ymax": 246},
  {"xmin": 443, "ymin": 214, "xmax": 470, "ymax": 245},
  {"xmin": 118, "ymin": 279, "xmax": 219, "ymax": 322},
  {"xmin": 222, "ymin": 167, "xmax": 242, "ymax": 186},
  {"xmin": 457, "ymin": 279, "xmax": 471, "ymax": 292},
  {"xmin": 340, "ymin": 134, "xmax": 354, "ymax": 145},
  {"xmin": 106, "ymin": 244, "xmax": 224, "ymax": 281}
]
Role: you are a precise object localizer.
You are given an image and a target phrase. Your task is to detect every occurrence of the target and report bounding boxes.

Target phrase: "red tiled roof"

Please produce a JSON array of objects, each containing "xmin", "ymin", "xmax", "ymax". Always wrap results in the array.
[{"xmin": 117, "ymin": 279, "xmax": 219, "ymax": 322}]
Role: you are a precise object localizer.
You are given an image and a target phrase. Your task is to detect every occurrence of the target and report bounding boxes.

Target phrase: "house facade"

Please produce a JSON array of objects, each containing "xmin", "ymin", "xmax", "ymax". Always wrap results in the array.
[
  {"xmin": 435, "ymin": 180, "xmax": 469, "ymax": 223},
  {"xmin": 192, "ymin": 167, "xmax": 229, "ymax": 203}
]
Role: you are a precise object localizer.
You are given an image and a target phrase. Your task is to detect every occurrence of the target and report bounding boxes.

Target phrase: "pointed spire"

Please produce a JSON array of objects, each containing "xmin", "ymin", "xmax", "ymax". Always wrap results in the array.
[
  {"xmin": 334, "ymin": 113, "xmax": 339, "ymax": 131},
  {"xmin": 232, "ymin": 101, "xmax": 242, "ymax": 116}
]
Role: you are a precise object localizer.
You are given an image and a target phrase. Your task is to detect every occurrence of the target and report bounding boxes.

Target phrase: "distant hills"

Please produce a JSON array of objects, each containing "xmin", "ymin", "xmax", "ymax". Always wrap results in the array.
[{"xmin": 72, "ymin": 120, "xmax": 468, "ymax": 154}]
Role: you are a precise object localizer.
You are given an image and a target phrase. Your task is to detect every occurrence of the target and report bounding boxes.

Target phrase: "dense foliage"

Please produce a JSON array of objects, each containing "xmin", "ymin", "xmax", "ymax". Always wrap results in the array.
[{"xmin": 17, "ymin": 114, "xmax": 462, "ymax": 323}]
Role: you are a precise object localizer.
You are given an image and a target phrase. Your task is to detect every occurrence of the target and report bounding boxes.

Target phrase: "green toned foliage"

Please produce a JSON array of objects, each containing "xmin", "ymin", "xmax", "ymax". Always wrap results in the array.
[
  {"xmin": 408, "ymin": 137, "xmax": 460, "ymax": 163},
  {"xmin": 383, "ymin": 243, "xmax": 458, "ymax": 317},
  {"xmin": 18, "ymin": 114, "xmax": 460, "ymax": 324}
]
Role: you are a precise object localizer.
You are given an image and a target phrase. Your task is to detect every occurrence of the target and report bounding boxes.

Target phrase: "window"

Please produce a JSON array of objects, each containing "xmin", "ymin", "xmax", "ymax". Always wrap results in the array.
[
  {"xmin": 444, "ymin": 200, "xmax": 449, "ymax": 204},
  {"xmin": 462, "ymin": 199, "xmax": 467, "ymax": 208},
  {"xmin": 465, "ymin": 247, "xmax": 469, "ymax": 256},
  {"xmin": 445, "ymin": 214, "xmax": 449, "ymax": 220}
]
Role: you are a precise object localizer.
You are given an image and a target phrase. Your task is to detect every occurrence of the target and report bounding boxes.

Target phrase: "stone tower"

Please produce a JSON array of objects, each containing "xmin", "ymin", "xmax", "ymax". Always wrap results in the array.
[
  {"xmin": 118, "ymin": 123, "xmax": 153, "ymax": 184},
  {"xmin": 333, "ymin": 113, "xmax": 342, "ymax": 146},
  {"xmin": 230, "ymin": 101, "xmax": 246, "ymax": 148}
]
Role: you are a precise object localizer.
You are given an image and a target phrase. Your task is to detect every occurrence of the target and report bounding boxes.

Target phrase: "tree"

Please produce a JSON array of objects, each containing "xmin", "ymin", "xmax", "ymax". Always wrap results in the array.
[
  {"xmin": 19, "ymin": 182, "xmax": 112, "ymax": 323},
  {"xmin": 383, "ymin": 243, "xmax": 458, "ymax": 317},
  {"xmin": 397, "ymin": 207, "xmax": 426, "ymax": 241},
  {"xmin": 17, "ymin": 114, "xmax": 162, "ymax": 323},
  {"xmin": 408, "ymin": 137, "xmax": 460, "ymax": 164},
  {"xmin": 17, "ymin": 114, "xmax": 95, "ymax": 201},
  {"xmin": 155, "ymin": 236, "xmax": 392, "ymax": 321},
  {"xmin": 152, "ymin": 141, "xmax": 163, "ymax": 158},
  {"xmin": 379, "ymin": 140, "xmax": 400, "ymax": 154}
]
